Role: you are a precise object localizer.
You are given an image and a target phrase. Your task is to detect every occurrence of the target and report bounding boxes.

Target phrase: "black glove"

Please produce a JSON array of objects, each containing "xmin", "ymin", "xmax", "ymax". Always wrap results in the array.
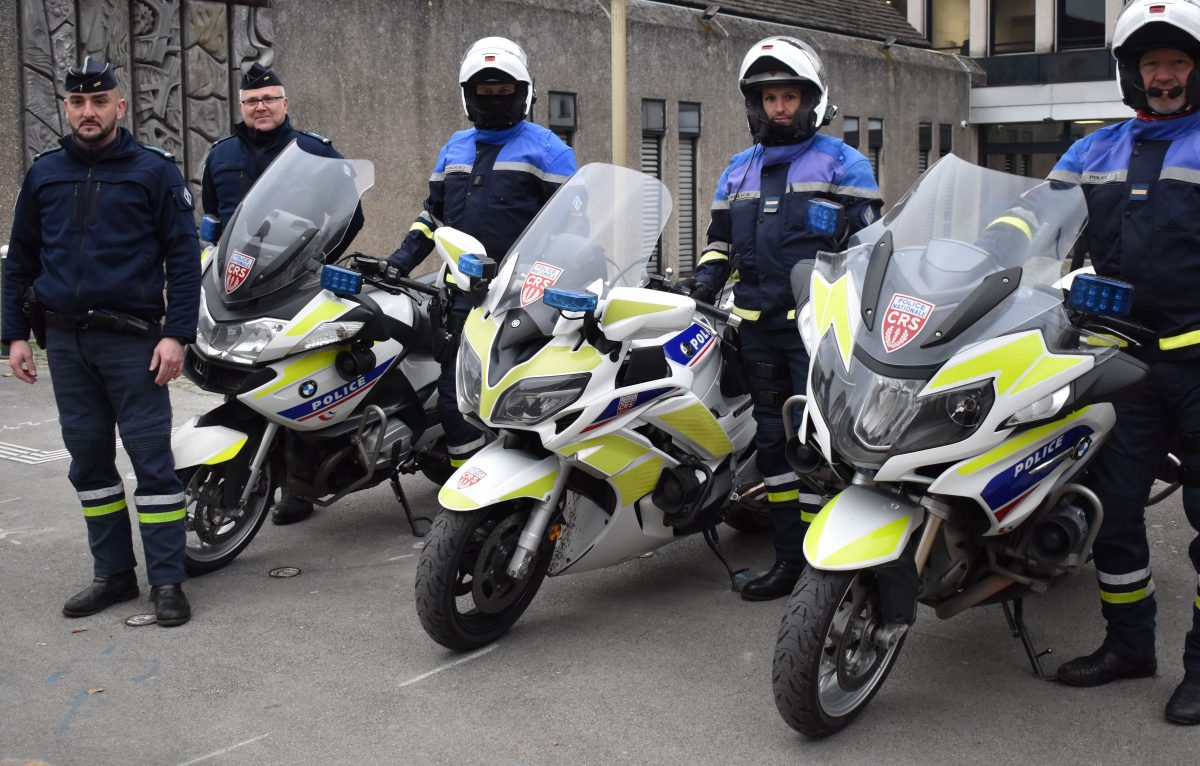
[
  {"xmin": 384, "ymin": 250, "xmax": 411, "ymax": 282},
  {"xmin": 676, "ymin": 277, "xmax": 715, "ymax": 305}
]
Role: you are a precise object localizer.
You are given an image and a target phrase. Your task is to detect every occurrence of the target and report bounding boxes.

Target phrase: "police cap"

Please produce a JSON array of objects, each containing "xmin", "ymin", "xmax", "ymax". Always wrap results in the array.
[
  {"xmin": 240, "ymin": 62, "xmax": 282, "ymax": 90},
  {"xmin": 64, "ymin": 57, "xmax": 117, "ymax": 93}
]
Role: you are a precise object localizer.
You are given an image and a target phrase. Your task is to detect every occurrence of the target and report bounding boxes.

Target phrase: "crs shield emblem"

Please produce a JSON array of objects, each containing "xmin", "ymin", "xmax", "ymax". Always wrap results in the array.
[
  {"xmin": 616, "ymin": 393, "xmax": 638, "ymax": 416},
  {"xmin": 520, "ymin": 261, "xmax": 564, "ymax": 306},
  {"xmin": 457, "ymin": 466, "xmax": 487, "ymax": 489},
  {"xmin": 882, "ymin": 293, "xmax": 935, "ymax": 353},
  {"xmin": 225, "ymin": 251, "xmax": 256, "ymax": 294}
]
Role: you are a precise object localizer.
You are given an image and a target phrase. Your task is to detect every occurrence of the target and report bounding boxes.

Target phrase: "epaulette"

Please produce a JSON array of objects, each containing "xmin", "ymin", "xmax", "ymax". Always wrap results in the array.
[
  {"xmin": 210, "ymin": 134, "xmax": 237, "ymax": 148},
  {"xmin": 33, "ymin": 146, "xmax": 64, "ymax": 162},
  {"xmin": 300, "ymin": 130, "xmax": 332, "ymax": 145},
  {"xmin": 141, "ymin": 144, "xmax": 176, "ymax": 161}
]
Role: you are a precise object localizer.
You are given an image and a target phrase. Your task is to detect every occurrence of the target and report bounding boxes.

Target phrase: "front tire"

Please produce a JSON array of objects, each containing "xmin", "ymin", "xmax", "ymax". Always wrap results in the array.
[
  {"xmin": 414, "ymin": 504, "xmax": 555, "ymax": 651},
  {"xmin": 180, "ymin": 460, "xmax": 275, "ymax": 576},
  {"xmin": 772, "ymin": 569, "xmax": 908, "ymax": 738}
]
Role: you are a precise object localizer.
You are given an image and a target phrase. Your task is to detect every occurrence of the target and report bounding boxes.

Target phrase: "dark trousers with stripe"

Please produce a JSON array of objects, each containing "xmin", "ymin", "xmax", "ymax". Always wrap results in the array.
[
  {"xmin": 437, "ymin": 294, "xmax": 484, "ymax": 465},
  {"xmin": 46, "ymin": 327, "xmax": 186, "ymax": 586},
  {"xmin": 1086, "ymin": 359, "xmax": 1200, "ymax": 671},
  {"xmin": 740, "ymin": 319, "xmax": 821, "ymax": 561}
]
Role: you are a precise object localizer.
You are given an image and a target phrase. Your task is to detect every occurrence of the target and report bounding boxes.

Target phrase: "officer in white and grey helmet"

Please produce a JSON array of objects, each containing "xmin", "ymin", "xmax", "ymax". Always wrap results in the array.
[
  {"xmin": 388, "ymin": 37, "xmax": 576, "ymax": 472},
  {"xmin": 1047, "ymin": 0, "xmax": 1200, "ymax": 725},
  {"xmin": 679, "ymin": 36, "xmax": 883, "ymax": 601}
]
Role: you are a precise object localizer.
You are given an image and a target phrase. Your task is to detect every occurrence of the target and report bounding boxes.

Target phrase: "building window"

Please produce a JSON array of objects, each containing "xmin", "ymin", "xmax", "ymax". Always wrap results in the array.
[
  {"xmin": 678, "ymin": 102, "xmax": 701, "ymax": 275},
  {"xmin": 1058, "ymin": 0, "xmax": 1105, "ymax": 51},
  {"xmin": 918, "ymin": 122, "xmax": 932, "ymax": 172},
  {"xmin": 867, "ymin": 118, "xmax": 884, "ymax": 175},
  {"xmin": 642, "ymin": 99, "xmax": 667, "ymax": 273},
  {"xmin": 843, "ymin": 116, "xmax": 860, "ymax": 148},
  {"xmin": 939, "ymin": 123, "xmax": 952, "ymax": 157},
  {"xmin": 928, "ymin": 0, "xmax": 970, "ymax": 52},
  {"xmin": 991, "ymin": 0, "xmax": 1036, "ymax": 54},
  {"xmin": 547, "ymin": 91, "xmax": 577, "ymax": 146}
]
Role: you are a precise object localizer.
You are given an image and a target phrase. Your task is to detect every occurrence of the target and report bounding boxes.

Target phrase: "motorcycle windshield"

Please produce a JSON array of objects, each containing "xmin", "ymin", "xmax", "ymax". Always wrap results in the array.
[
  {"xmin": 215, "ymin": 141, "xmax": 373, "ymax": 303},
  {"xmin": 490, "ymin": 163, "xmax": 672, "ymax": 335}
]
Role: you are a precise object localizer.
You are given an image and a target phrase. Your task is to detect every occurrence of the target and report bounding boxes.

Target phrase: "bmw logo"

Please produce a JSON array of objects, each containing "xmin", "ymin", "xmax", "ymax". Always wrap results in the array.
[
  {"xmin": 1073, "ymin": 436, "xmax": 1092, "ymax": 460},
  {"xmin": 299, "ymin": 380, "xmax": 318, "ymax": 398},
  {"xmin": 680, "ymin": 342, "xmax": 694, "ymax": 358}
]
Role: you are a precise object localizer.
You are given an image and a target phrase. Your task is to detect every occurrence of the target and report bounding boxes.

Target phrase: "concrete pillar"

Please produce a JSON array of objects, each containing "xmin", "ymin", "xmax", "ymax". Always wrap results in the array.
[
  {"xmin": 1106, "ymin": 0, "xmax": 1125, "ymax": 44},
  {"xmin": 970, "ymin": 0, "xmax": 988, "ymax": 57},
  {"xmin": 1036, "ymin": 0, "xmax": 1055, "ymax": 53}
]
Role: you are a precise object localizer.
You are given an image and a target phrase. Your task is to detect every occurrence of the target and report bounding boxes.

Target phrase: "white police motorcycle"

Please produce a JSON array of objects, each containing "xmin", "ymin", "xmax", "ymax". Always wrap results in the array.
[{"xmin": 172, "ymin": 142, "xmax": 447, "ymax": 574}]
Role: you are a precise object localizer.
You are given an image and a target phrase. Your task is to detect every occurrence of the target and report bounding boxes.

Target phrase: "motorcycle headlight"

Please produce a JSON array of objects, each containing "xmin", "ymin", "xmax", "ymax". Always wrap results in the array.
[
  {"xmin": 195, "ymin": 309, "xmax": 287, "ymax": 365},
  {"xmin": 1003, "ymin": 384, "xmax": 1070, "ymax": 428},
  {"xmin": 456, "ymin": 340, "xmax": 483, "ymax": 414},
  {"xmin": 300, "ymin": 321, "xmax": 364, "ymax": 351},
  {"xmin": 491, "ymin": 373, "xmax": 591, "ymax": 426},
  {"xmin": 891, "ymin": 382, "xmax": 995, "ymax": 454}
]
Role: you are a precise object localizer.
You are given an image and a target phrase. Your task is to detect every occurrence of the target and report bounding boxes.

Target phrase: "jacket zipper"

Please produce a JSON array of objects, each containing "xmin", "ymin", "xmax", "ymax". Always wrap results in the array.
[{"xmin": 74, "ymin": 166, "xmax": 94, "ymax": 308}]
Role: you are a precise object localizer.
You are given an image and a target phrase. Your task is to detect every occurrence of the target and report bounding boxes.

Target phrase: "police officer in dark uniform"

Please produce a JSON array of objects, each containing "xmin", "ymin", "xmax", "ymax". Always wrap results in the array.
[
  {"xmin": 2, "ymin": 58, "xmax": 201, "ymax": 626},
  {"xmin": 202, "ymin": 62, "xmax": 363, "ymax": 525},
  {"xmin": 680, "ymin": 37, "xmax": 882, "ymax": 601},
  {"xmin": 1048, "ymin": 0, "xmax": 1200, "ymax": 725},
  {"xmin": 388, "ymin": 37, "xmax": 576, "ymax": 470}
]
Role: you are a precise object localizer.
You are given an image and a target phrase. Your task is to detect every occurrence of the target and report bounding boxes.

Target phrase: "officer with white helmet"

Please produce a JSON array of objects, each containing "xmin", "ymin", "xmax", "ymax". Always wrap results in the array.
[
  {"xmin": 1049, "ymin": 0, "xmax": 1200, "ymax": 724},
  {"xmin": 389, "ymin": 37, "xmax": 576, "ymax": 471},
  {"xmin": 681, "ymin": 37, "xmax": 882, "ymax": 601}
]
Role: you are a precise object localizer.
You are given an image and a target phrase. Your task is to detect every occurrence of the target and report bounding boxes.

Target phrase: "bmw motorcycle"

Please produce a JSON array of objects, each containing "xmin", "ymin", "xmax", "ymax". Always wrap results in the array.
[
  {"xmin": 771, "ymin": 155, "xmax": 1155, "ymax": 736},
  {"xmin": 413, "ymin": 163, "xmax": 771, "ymax": 651},
  {"xmin": 172, "ymin": 142, "xmax": 447, "ymax": 574}
]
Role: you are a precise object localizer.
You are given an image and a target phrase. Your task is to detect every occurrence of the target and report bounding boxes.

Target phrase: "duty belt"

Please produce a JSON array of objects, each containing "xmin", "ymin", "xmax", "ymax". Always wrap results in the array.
[{"xmin": 44, "ymin": 309, "xmax": 155, "ymax": 336}]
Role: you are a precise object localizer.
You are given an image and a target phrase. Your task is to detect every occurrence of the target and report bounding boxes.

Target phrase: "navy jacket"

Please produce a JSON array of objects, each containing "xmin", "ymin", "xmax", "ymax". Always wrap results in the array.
[
  {"xmin": 2, "ymin": 128, "xmax": 201, "ymax": 343},
  {"xmin": 389, "ymin": 120, "xmax": 576, "ymax": 274},
  {"xmin": 694, "ymin": 134, "xmax": 882, "ymax": 324},
  {"xmin": 1050, "ymin": 110, "xmax": 1200, "ymax": 359},
  {"xmin": 202, "ymin": 116, "xmax": 362, "ymax": 250}
]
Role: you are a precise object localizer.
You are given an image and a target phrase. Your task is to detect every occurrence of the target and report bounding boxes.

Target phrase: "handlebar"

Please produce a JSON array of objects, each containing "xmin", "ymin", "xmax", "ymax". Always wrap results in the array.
[
  {"xmin": 649, "ymin": 274, "xmax": 741, "ymax": 328},
  {"xmin": 345, "ymin": 254, "xmax": 441, "ymax": 297}
]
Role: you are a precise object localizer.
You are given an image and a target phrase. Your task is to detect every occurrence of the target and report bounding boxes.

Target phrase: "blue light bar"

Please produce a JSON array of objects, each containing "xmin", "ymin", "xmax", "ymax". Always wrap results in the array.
[
  {"xmin": 807, "ymin": 199, "xmax": 844, "ymax": 237},
  {"xmin": 199, "ymin": 214, "xmax": 220, "ymax": 243},
  {"xmin": 459, "ymin": 253, "xmax": 485, "ymax": 279},
  {"xmin": 321, "ymin": 264, "xmax": 363, "ymax": 295},
  {"xmin": 544, "ymin": 288, "xmax": 598, "ymax": 313},
  {"xmin": 1067, "ymin": 274, "xmax": 1132, "ymax": 318}
]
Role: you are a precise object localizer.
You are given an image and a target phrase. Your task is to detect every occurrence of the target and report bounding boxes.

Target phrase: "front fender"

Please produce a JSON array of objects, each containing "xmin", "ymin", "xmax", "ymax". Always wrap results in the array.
[
  {"xmin": 438, "ymin": 440, "xmax": 561, "ymax": 512},
  {"xmin": 803, "ymin": 485, "xmax": 925, "ymax": 570},
  {"xmin": 171, "ymin": 417, "xmax": 250, "ymax": 469}
]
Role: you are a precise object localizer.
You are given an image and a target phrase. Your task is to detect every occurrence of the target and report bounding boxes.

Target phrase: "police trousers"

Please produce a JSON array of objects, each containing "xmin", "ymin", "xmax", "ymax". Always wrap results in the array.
[
  {"xmin": 437, "ymin": 294, "xmax": 485, "ymax": 464},
  {"xmin": 1086, "ymin": 358, "xmax": 1200, "ymax": 671},
  {"xmin": 46, "ymin": 326, "xmax": 186, "ymax": 586}
]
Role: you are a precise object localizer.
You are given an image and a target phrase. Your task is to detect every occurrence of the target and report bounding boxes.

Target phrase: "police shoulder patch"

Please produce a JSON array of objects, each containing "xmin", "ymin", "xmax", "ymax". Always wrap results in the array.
[
  {"xmin": 33, "ymin": 146, "xmax": 64, "ymax": 162},
  {"xmin": 141, "ymin": 144, "xmax": 176, "ymax": 161},
  {"xmin": 301, "ymin": 130, "xmax": 332, "ymax": 145}
]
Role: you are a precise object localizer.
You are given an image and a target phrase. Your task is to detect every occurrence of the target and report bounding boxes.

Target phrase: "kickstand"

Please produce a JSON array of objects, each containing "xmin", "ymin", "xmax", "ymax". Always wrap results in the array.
[
  {"xmin": 702, "ymin": 526, "xmax": 749, "ymax": 592},
  {"xmin": 1001, "ymin": 598, "xmax": 1052, "ymax": 680},
  {"xmin": 390, "ymin": 474, "xmax": 430, "ymax": 538}
]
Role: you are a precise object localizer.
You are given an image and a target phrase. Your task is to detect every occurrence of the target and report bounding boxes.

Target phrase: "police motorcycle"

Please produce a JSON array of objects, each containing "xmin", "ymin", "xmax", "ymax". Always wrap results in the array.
[
  {"xmin": 412, "ymin": 163, "xmax": 772, "ymax": 651},
  {"xmin": 172, "ymin": 141, "xmax": 448, "ymax": 574},
  {"xmin": 770, "ymin": 154, "xmax": 1158, "ymax": 737}
]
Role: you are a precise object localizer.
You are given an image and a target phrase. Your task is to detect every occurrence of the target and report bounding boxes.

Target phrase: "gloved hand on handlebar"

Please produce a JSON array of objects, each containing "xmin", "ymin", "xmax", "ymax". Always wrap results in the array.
[{"xmin": 675, "ymin": 277, "xmax": 716, "ymax": 305}]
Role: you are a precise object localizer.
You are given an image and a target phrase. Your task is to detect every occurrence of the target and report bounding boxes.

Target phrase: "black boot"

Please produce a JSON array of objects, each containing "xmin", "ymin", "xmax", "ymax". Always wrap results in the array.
[
  {"xmin": 740, "ymin": 560, "xmax": 804, "ymax": 601},
  {"xmin": 271, "ymin": 487, "xmax": 313, "ymax": 526},
  {"xmin": 63, "ymin": 571, "xmax": 139, "ymax": 617},
  {"xmin": 151, "ymin": 584, "xmax": 191, "ymax": 627},
  {"xmin": 1166, "ymin": 671, "xmax": 1200, "ymax": 725},
  {"xmin": 1056, "ymin": 645, "xmax": 1157, "ymax": 687}
]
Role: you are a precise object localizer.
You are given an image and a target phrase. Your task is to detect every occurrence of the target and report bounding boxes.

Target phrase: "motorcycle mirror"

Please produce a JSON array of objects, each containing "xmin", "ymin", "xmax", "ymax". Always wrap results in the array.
[
  {"xmin": 321, "ymin": 264, "xmax": 363, "ymax": 295},
  {"xmin": 1067, "ymin": 274, "xmax": 1132, "ymax": 318}
]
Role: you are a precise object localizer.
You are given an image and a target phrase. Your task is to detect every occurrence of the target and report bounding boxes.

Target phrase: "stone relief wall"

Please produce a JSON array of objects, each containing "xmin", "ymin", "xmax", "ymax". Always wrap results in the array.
[{"xmin": 17, "ymin": 0, "xmax": 273, "ymax": 186}]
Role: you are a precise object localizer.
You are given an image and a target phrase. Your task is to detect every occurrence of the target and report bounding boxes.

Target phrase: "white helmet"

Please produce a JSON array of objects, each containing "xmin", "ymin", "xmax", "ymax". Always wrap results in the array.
[
  {"xmin": 458, "ymin": 37, "xmax": 534, "ymax": 129},
  {"xmin": 1112, "ymin": 0, "xmax": 1200, "ymax": 112},
  {"xmin": 738, "ymin": 36, "xmax": 835, "ymax": 145}
]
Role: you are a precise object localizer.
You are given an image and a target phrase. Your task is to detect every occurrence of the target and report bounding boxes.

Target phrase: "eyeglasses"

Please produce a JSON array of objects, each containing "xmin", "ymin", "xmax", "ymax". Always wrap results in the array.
[{"xmin": 240, "ymin": 96, "xmax": 284, "ymax": 107}]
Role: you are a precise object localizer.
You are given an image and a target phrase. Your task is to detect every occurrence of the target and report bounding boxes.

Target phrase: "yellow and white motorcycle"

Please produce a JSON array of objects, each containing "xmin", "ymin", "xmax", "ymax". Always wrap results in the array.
[
  {"xmin": 772, "ymin": 155, "xmax": 1154, "ymax": 736},
  {"xmin": 414, "ymin": 163, "xmax": 769, "ymax": 650}
]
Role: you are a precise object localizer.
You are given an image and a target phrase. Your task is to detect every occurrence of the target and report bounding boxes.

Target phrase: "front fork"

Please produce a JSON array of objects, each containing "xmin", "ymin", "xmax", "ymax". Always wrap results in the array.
[
  {"xmin": 506, "ymin": 463, "xmax": 570, "ymax": 579},
  {"xmin": 238, "ymin": 421, "xmax": 280, "ymax": 508}
]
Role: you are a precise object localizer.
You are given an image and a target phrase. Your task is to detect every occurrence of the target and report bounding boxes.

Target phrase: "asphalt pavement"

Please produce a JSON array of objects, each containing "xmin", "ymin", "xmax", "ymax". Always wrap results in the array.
[{"xmin": 1, "ymin": 360, "xmax": 1198, "ymax": 765}]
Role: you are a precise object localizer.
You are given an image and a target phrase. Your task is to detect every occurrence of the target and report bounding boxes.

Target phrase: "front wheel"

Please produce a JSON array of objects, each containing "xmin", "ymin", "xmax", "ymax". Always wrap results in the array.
[
  {"xmin": 180, "ymin": 460, "xmax": 275, "ymax": 576},
  {"xmin": 772, "ymin": 569, "xmax": 908, "ymax": 738},
  {"xmin": 414, "ymin": 504, "xmax": 555, "ymax": 651}
]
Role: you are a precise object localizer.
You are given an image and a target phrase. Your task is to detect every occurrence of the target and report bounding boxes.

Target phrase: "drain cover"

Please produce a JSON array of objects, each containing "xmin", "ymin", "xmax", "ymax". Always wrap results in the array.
[
  {"xmin": 125, "ymin": 614, "xmax": 157, "ymax": 627},
  {"xmin": 269, "ymin": 567, "xmax": 302, "ymax": 578}
]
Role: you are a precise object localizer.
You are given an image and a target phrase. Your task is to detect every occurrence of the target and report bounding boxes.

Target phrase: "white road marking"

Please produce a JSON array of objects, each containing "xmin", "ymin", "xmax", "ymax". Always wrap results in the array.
[
  {"xmin": 398, "ymin": 644, "xmax": 498, "ymax": 688},
  {"xmin": 173, "ymin": 733, "xmax": 271, "ymax": 766},
  {"xmin": 0, "ymin": 497, "xmax": 21, "ymax": 505},
  {"xmin": 386, "ymin": 554, "xmax": 414, "ymax": 561}
]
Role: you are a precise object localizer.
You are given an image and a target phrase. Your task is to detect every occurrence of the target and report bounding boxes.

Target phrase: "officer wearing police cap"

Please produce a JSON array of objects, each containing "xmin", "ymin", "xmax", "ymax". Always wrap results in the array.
[
  {"xmin": 2, "ymin": 57, "xmax": 202, "ymax": 626},
  {"xmin": 202, "ymin": 61, "xmax": 363, "ymax": 525}
]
